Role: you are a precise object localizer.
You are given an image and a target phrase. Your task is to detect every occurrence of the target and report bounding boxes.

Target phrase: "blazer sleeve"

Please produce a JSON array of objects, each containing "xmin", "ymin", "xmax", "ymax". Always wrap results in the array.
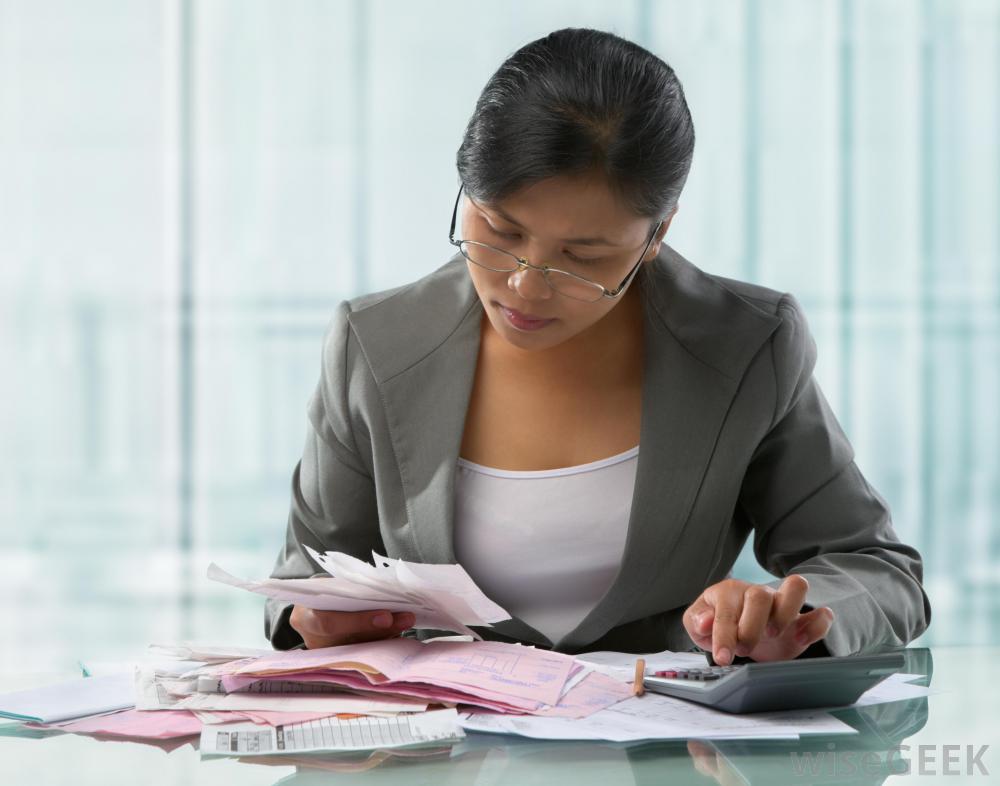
[
  {"xmin": 737, "ymin": 293, "xmax": 931, "ymax": 657},
  {"xmin": 263, "ymin": 301, "xmax": 385, "ymax": 650}
]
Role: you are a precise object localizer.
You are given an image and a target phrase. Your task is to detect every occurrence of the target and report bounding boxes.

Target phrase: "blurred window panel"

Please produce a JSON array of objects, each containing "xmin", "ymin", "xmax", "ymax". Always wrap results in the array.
[{"xmin": 1, "ymin": 0, "xmax": 997, "ymax": 669}]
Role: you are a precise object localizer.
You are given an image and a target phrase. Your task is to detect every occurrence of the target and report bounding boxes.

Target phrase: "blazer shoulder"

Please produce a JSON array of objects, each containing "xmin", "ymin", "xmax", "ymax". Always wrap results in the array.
[
  {"xmin": 705, "ymin": 265, "xmax": 819, "ymax": 413},
  {"xmin": 338, "ymin": 254, "xmax": 480, "ymax": 384},
  {"xmin": 709, "ymin": 272, "xmax": 786, "ymax": 314},
  {"xmin": 644, "ymin": 245, "xmax": 786, "ymax": 380}
]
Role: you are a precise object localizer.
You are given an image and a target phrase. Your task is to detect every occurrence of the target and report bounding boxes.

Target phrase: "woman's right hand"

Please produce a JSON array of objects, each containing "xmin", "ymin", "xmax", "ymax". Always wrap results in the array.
[{"xmin": 288, "ymin": 606, "xmax": 416, "ymax": 649}]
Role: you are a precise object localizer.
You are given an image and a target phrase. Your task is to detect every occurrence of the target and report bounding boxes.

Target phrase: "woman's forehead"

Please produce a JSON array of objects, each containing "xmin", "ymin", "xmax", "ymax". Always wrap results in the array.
[{"xmin": 468, "ymin": 180, "xmax": 645, "ymax": 247}]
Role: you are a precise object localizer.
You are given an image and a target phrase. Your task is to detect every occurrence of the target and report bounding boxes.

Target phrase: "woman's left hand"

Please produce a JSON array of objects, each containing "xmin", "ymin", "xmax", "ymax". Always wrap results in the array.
[{"xmin": 682, "ymin": 575, "xmax": 835, "ymax": 665}]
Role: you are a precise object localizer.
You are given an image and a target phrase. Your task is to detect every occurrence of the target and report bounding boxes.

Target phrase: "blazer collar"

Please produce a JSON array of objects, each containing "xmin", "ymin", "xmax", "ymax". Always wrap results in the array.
[{"xmin": 348, "ymin": 245, "xmax": 782, "ymax": 649}]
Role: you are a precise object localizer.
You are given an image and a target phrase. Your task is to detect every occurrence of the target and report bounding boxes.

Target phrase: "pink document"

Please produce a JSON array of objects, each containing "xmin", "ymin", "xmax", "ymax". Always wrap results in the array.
[
  {"xmin": 222, "ymin": 638, "xmax": 576, "ymax": 708},
  {"xmin": 533, "ymin": 671, "xmax": 633, "ymax": 718},
  {"xmin": 221, "ymin": 670, "xmax": 531, "ymax": 713}
]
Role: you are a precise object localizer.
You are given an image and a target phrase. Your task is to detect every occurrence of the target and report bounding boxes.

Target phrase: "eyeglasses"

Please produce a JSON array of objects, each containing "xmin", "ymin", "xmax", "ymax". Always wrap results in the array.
[{"xmin": 448, "ymin": 183, "xmax": 663, "ymax": 303}]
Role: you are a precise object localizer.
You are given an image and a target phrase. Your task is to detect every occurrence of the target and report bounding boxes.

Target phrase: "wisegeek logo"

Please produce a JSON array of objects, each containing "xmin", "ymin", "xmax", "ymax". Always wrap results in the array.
[{"xmin": 790, "ymin": 743, "xmax": 990, "ymax": 778}]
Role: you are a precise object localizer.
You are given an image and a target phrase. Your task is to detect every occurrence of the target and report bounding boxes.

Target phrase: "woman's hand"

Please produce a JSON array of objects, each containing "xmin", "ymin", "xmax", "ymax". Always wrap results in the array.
[
  {"xmin": 682, "ymin": 575, "xmax": 834, "ymax": 665},
  {"xmin": 289, "ymin": 606, "xmax": 416, "ymax": 649}
]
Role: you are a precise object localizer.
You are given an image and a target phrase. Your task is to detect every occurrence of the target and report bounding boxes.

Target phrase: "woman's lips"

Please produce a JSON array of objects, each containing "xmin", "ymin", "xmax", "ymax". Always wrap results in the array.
[{"xmin": 496, "ymin": 303, "xmax": 556, "ymax": 331}]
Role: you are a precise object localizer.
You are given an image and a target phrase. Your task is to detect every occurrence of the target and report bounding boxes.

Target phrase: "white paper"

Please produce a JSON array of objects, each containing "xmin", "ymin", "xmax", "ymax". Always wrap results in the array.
[
  {"xmin": 207, "ymin": 549, "xmax": 511, "ymax": 638},
  {"xmin": 147, "ymin": 642, "xmax": 274, "ymax": 663},
  {"xmin": 575, "ymin": 648, "xmax": 708, "ymax": 681},
  {"xmin": 200, "ymin": 708, "xmax": 465, "ymax": 756},
  {"xmin": 78, "ymin": 658, "xmax": 207, "ymax": 678},
  {"xmin": 461, "ymin": 691, "xmax": 854, "ymax": 742},
  {"xmin": 0, "ymin": 674, "xmax": 135, "ymax": 724}
]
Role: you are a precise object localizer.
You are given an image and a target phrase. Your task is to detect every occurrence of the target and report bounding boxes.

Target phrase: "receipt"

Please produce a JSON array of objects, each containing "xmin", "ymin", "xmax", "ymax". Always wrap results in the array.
[{"xmin": 207, "ymin": 548, "xmax": 511, "ymax": 638}]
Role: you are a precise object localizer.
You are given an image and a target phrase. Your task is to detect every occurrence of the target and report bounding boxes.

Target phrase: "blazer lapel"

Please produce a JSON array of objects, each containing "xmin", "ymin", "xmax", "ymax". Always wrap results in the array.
[
  {"xmin": 349, "ymin": 255, "xmax": 480, "ymax": 567},
  {"xmin": 557, "ymin": 248, "xmax": 782, "ymax": 651}
]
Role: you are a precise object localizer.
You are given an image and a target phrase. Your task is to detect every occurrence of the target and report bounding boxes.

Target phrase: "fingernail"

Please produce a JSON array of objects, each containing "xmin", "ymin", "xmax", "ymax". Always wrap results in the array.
[
  {"xmin": 716, "ymin": 647, "xmax": 731, "ymax": 665},
  {"xmin": 372, "ymin": 613, "xmax": 392, "ymax": 628},
  {"xmin": 395, "ymin": 613, "xmax": 415, "ymax": 628}
]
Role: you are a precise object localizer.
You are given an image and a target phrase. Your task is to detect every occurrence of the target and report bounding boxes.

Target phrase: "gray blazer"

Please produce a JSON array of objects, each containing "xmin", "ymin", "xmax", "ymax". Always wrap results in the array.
[{"xmin": 264, "ymin": 244, "xmax": 931, "ymax": 656}]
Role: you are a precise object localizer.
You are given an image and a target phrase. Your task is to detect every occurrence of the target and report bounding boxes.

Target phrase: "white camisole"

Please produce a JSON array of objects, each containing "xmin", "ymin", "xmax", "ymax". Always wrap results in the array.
[{"xmin": 453, "ymin": 445, "xmax": 639, "ymax": 645}]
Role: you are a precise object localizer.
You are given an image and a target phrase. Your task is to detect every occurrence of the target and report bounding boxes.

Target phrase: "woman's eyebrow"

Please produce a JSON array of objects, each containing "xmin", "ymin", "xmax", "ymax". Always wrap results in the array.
[{"xmin": 488, "ymin": 205, "xmax": 620, "ymax": 247}]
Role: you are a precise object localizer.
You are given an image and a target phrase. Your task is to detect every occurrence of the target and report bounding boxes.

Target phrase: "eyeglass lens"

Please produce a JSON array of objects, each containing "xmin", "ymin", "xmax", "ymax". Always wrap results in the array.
[{"xmin": 459, "ymin": 242, "xmax": 606, "ymax": 302}]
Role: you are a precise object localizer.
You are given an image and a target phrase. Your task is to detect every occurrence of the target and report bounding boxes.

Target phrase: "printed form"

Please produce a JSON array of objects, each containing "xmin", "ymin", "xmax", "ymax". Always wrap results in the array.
[{"xmin": 200, "ymin": 708, "xmax": 465, "ymax": 756}]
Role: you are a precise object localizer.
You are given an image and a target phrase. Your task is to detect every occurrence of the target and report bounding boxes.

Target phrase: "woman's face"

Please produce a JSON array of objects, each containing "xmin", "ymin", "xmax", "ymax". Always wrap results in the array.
[{"xmin": 460, "ymin": 172, "xmax": 672, "ymax": 353}]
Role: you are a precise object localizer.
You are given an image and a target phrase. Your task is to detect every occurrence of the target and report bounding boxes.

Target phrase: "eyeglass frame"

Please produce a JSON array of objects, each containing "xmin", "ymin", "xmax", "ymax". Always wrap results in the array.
[{"xmin": 447, "ymin": 182, "xmax": 665, "ymax": 302}]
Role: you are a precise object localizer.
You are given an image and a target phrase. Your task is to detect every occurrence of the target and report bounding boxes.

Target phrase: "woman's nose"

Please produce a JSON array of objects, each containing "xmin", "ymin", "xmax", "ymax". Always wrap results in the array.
[{"xmin": 508, "ymin": 264, "xmax": 553, "ymax": 300}]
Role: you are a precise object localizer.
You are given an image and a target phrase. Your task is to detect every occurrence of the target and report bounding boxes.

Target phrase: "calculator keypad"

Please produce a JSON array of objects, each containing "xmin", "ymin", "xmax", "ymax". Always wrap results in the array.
[{"xmin": 654, "ymin": 665, "xmax": 740, "ymax": 681}]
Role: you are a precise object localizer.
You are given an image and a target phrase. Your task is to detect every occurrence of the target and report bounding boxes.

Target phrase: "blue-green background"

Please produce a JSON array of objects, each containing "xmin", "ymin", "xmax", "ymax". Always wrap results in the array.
[{"xmin": 1, "ymin": 0, "xmax": 997, "ymax": 670}]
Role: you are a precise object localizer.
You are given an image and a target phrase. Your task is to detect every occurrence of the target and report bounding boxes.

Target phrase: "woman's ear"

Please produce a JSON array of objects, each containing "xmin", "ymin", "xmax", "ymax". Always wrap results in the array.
[{"xmin": 645, "ymin": 208, "xmax": 675, "ymax": 260}]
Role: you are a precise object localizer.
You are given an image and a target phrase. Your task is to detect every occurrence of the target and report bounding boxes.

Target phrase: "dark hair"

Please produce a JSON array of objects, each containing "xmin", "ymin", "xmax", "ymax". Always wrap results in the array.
[{"xmin": 456, "ymin": 27, "xmax": 695, "ymax": 229}]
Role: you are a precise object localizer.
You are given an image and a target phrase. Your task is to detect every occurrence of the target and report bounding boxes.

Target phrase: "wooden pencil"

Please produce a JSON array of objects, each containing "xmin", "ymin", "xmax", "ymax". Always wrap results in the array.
[{"xmin": 633, "ymin": 658, "xmax": 646, "ymax": 696}]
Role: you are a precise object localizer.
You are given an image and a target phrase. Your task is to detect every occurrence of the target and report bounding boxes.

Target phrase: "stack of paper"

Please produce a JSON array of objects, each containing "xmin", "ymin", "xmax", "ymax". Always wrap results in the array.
[
  {"xmin": 3, "ymin": 643, "xmax": 472, "ymax": 755},
  {"xmin": 0, "ymin": 637, "xmax": 629, "ymax": 757},
  {"xmin": 207, "ymin": 547, "xmax": 512, "ymax": 638},
  {"xmin": 192, "ymin": 637, "xmax": 632, "ymax": 718}
]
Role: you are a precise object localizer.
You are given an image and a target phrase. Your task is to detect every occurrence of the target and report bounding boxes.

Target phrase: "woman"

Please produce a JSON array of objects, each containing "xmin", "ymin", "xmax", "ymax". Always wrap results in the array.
[{"xmin": 264, "ymin": 28, "xmax": 930, "ymax": 666}]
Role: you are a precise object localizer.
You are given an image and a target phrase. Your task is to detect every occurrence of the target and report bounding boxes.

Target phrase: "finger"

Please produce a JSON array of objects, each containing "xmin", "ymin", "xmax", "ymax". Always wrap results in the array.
[
  {"xmin": 735, "ymin": 584, "xmax": 774, "ymax": 657},
  {"xmin": 688, "ymin": 624, "xmax": 715, "ymax": 652},
  {"xmin": 767, "ymin": 575, "xmax": 809, "ymax": 638},
  {"xmin": 683, "ymin": 597, "xmax": 714, "ymax": 637},
  {"xmin": 686, "ymin": 610, "xmax": 715, "ymax": 651},
  {"xmin": 302, "ymin": 623, "xmax": 407, "ymax": 649},
  {"xmin": 314, "ymin": 609, "xmax": 395, "ymax": 636},
  {"xmin": 792, "ymin": 607, "xmax": 835, "ymax": 650},
  {"xmin": 294, "ymin": 608, "xmax": 414, "ymax": 648},
  {"xmin": 710, "ymin": 589, "xmax": 743, "ymax": 666}
]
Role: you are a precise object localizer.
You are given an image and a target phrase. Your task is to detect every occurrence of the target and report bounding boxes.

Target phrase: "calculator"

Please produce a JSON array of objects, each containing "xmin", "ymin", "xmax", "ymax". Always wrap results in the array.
[{"xmin": 642, "ymin": 651, "xmax": 905, "ymax": 714}]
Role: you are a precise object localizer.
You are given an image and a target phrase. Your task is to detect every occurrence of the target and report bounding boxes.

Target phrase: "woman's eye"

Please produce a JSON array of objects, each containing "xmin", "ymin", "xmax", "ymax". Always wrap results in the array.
[
  {"xmin": 566, "ymin": 252, "xmax": 602, "ymax": 264},
  {"xmin": 485, "ymin": 221, "xmax": 602, "ymax": 263},
  {"xmin": 487, "ymin": 225, "xmax": 520, "ymax": 240}
]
